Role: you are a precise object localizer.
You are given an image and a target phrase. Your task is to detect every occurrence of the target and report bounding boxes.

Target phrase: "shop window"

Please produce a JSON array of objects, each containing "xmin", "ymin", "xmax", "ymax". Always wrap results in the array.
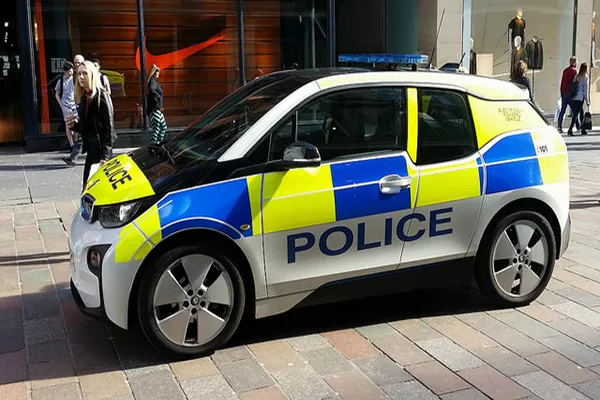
[
  {"xmin": 31, "ymin": 0, "xmax": 144, "ymax": 133},
  {"xmin": 243, "ymin": 0, "xmax": 328, "ymax": 82},
  {"xmin": 270, "ymin": 87, "xmax": 407, "ymax": 162},
  {"xmin": 416, "ymin": 88, "xmax": 477, "ymax": 165}
]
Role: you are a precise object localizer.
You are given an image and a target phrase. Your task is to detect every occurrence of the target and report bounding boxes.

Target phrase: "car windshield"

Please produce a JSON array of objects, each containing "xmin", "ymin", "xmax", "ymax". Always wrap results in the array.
[{"xmin": 163, "ymin": 74, "xmax": 311, "ymax": 162}]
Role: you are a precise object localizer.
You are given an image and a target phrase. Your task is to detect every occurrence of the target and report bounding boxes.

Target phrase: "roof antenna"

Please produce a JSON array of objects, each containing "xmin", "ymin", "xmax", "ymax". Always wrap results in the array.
[
  {"xmin": 427, "ymin": 8, "xmax": 446, "ymax": 70},
  {"xmin": 458, "ymin": 51, "xmax": 466, "ymax": 70}
]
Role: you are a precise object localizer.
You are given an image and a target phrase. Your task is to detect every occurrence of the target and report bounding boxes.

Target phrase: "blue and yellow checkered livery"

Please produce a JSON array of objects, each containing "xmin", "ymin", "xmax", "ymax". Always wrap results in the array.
[{"xmin": 112, "ymin": 128, "xmax": 567, "ymax": 264}]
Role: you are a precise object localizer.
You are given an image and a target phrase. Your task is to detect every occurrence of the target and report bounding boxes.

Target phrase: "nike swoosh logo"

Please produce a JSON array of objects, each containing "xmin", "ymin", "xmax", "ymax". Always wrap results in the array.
[{"xmin": 135, "ymin": 30, "xmax": 227, "ymax": 71}]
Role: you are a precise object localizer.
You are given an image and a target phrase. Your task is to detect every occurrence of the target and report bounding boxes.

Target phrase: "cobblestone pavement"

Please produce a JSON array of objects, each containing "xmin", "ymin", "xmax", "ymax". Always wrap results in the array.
[{"xmin": 1, "ymin": 135, "xmax": 600, "ymax": 400}]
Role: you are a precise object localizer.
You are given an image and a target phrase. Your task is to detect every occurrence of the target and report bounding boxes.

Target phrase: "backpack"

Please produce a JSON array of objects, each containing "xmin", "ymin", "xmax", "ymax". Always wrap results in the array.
[
  {"xmin": 100, "ymin": 73, "xmax": 111, "ymax": 93},
  {"xmin": 55, "ymin": 74, "xmax": 64, "ymax": 100}
]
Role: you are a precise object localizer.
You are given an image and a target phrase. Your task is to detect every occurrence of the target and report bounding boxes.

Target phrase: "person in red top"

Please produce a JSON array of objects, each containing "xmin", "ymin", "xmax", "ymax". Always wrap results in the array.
[{"xmin": 557, "ymin": 56, "xmax": 579, "ymax": 132}]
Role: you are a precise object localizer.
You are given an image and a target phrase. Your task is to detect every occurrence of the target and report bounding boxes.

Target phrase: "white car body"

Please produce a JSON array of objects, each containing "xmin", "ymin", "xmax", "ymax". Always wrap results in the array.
[{"xmin": 69, "ymin": 69, "xmax": 571, "ymax": 339}]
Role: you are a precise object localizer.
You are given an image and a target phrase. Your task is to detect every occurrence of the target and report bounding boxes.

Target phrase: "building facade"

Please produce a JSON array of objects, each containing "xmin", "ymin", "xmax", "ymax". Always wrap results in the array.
[{"xmin": 0, "ymin": 0, "xmax": 596, "ymax": 150}]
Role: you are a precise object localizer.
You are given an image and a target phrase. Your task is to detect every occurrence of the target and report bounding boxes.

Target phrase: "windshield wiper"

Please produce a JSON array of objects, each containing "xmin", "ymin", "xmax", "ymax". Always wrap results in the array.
[{"xmin": 149, "ymin": 143, "xmax": 175, "ymax": 164}]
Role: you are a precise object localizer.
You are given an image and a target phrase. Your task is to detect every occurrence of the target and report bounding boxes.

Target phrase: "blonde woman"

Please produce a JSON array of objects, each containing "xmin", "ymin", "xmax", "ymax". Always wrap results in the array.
[
  {"xmin": 567, "ymin": 62, "xmax": 590, "ymax": 136},
  {"xmin": 146, "ymin": 64, "xmax": 167, "ymax": 144},
  {"xmin": 63, "ymin": 60, "xmax": 115, "ymax": 188}
]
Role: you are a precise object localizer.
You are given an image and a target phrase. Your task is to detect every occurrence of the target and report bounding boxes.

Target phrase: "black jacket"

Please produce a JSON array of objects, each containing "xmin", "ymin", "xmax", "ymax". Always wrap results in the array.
[
  {"xmin": 147, "ymin": 78, "xmax": 163, "ymax": 115},
  {"xmin": 73, "ymin": 89, "xmax": 116, "ymax": 160},
  {"xmin": 525, "ymin": 39, "xmax": 544, "ymax": 70}
]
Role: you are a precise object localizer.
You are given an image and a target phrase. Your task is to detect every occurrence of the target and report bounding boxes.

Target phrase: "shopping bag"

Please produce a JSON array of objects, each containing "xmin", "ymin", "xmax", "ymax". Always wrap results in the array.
[
  {"xmin": 554, "ymin": 98, "xmax": 561, "ymax": 123},
  {"xmin": 583, "ymin": 111, "xmax": 593, "ymax": 131}
]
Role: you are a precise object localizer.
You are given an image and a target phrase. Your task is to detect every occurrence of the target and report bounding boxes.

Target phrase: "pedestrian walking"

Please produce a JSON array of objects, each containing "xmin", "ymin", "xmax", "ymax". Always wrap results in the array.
[
  {"xmin": 567, "ymin": 62, "xmax": 590, "ymax": 136},
  {"xmin": 92, "ymin": 57, "xmax": 112, "ymax": 96},
  {"xmin": 146, "ymin": 64, "xmax": 167, "ymax": 144},
  {"xmin": 73, "ymin": 54, "xmax": 84, "ymax": 69},
  {"xmin": 557, "ymin": 56, "xmax": 578, "ymax": 133},
  {"xmin": 510, "ymin": 60, "xmax": 533, "ymax": 100},
  {"xmin": 54, "ymin": 61, "xmax": 77, "ymax": 149},
  {"xmin": 63, "ymin": 60, "xmax": 116, "ymax": 189}
]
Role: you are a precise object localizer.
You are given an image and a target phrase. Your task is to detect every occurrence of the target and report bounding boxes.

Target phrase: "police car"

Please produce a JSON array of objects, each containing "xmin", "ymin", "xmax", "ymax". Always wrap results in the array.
[{"xmin": 70, "ymin": 68, "xmax": 571, "ymax": 357}]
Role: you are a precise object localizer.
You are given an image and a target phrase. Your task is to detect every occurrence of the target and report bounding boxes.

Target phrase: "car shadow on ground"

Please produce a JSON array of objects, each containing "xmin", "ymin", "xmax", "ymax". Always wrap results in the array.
[
  {"xmin": 570, "ymin": 200, "xmax": 600, "ymax": 210},
  {"xmin": 231, "ymin": 285, "xmax": 494, "ymax": 347},
  {"xmin": 0, "ymin": 279, "xmax": 499, "ymax": 385}
]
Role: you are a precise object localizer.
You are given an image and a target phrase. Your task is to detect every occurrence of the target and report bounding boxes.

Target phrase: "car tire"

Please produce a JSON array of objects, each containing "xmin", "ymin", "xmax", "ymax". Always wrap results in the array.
[
  {"xmin": 475, "ymin": 211, "xmax": 556, "ymax": 308},
  {"xmin": 136, "ymin": 243, "xmax": 246, "ymax": 358}
]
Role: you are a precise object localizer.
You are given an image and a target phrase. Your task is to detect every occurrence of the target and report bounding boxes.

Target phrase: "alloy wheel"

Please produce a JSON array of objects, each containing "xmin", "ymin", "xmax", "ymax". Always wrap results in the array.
[
  {"xmin": 491, "ymin": 220, "xmax": 549, "ymax": 298},
  {"xmin": 152, "ymin": 254, "xmax": 234, "ymax": 347}
]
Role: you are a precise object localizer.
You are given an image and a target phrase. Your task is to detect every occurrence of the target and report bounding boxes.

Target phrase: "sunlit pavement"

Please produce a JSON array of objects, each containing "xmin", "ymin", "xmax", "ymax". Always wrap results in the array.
[{"xmin": 1, "ymin": 134, "xmax": 600, "ymax": 400}]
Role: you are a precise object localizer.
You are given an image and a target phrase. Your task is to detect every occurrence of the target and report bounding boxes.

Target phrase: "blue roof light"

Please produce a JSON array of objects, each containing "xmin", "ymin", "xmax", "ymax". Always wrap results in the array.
[{"xmin": 338, "ymin": 53, "xmax": 429, "ymax": 65}]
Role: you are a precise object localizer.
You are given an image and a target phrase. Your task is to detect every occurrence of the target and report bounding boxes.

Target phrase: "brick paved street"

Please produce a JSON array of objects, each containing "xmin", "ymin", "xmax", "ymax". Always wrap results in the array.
[{"xmin": 1, "ymin": 135, "xmax": 600, "ymax": 400}]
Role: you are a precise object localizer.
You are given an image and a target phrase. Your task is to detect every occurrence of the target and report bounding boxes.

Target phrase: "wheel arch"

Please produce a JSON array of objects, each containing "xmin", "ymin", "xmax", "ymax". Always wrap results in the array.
[
  {"xmin": 476, "ymin": 197, "xmax": 562, "ymax": 261},
  {"xmin": 127, "ymin": 228, "xmax": 257, "ymax": 329}
]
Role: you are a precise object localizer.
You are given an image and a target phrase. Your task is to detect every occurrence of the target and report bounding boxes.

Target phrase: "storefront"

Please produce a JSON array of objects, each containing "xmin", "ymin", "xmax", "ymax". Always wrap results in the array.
[
  {"xmin": 468, "ymin": 0, "xmax": 595, "ymax": 115},
  {"xmin": 9, "ymin": 0, "xmax": 338, "ymax": 150},
  {"xmin": 5, "ymin": 0, "xmax": 596, "ymax": 150}
]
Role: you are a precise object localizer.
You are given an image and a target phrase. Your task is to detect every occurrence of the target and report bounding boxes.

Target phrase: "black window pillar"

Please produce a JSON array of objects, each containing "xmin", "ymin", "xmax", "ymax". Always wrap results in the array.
[
  {"xmin": 17, "ymin": 0, "xmax": 40, "ymax": 145},
  {"xmin": 137, "ymin": 0, "xmax": 148, "ymax": 135},
  {"xmin": 327, "ymin": 0, "xmax": 336, "ymax": 67},
  {"xmin": 237, "ymin": 0, "xmax": 246, "ymax": 87}
]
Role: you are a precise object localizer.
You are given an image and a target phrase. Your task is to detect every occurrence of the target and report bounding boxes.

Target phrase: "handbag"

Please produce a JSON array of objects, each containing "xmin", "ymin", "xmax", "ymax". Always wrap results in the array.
[{"xmin": 582, "ymin": 108, "xmax": 593, "ymax": 131}]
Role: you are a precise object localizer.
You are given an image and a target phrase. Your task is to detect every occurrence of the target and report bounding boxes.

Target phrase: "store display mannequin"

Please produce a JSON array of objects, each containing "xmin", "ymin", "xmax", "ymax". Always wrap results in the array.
[
  {"xmin": 525, "ymin": 36, "xmax": 544, "ymax": 70},
  {"xmin": 470, "ymin": 38, "xmax": 477, "ymax": 75},
  {"xmin": 511, "ymin": 36, "xmax": 526, "ymax": 79},
  {"xmin": 508, "ymin": 9, "xmax": 526, "ymax": 49}
]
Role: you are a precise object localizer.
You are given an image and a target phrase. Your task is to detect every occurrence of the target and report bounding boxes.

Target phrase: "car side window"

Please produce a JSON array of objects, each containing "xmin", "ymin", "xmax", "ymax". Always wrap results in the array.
[
  {"xmin": 269, "ymin": 87, "xmax": 407, "ymax": 162},
  {"xmin": 417, "ymin": 88, "xmax": 477, "ymax": 165}
]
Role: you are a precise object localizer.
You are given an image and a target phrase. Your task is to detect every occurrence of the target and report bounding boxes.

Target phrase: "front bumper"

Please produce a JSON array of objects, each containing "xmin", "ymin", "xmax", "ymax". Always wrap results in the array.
[
  {"xmin": 69, "ymin": 211, "xmax": 143, "ymax": 329},
  {"xmin": 70, "ymin": 279, "xmax": 111, "ymax": 324},
  {"xmin": 560, "ymin": 213, "xmax": 571, "ymax": 258}
]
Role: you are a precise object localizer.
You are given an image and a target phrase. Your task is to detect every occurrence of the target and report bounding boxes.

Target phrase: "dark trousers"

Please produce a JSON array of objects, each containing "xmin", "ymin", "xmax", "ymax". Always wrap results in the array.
[
  {"xmin": 82, "ymin": 144, "xmax": 102, "ymax": 190},
  {"xmin": 558, "ymin": 93, "xmax": 584, "ymax": 130},
  {"xmin": 68, "ymin": 131, "xmax": 82, "ymax": 162},
  {"xmin": 557, "ymin": 92, "xmax": 570, "ymax": 129},
  {"xmin": 568, "ymin": 100, "xmax": 585, "ymax": 132}
]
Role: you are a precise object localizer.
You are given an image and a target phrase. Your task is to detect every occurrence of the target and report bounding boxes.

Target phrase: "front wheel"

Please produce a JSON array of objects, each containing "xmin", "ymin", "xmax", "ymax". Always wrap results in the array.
[
  {"xmin": 475, "ymin": 211, "xmax": 556, "ymax": 307},
  {"xmin": 136, "ymin": 243, "xmax": 246, "ymax": 358}
]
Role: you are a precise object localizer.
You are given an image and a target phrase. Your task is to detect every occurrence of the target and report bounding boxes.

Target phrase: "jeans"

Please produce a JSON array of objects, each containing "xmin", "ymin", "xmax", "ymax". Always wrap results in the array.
[
  {"xmin": 568, "ymin": 100, "xmax": 585, "ymax": 132},
  {"xmin": 557, "ymin": 92, "xmax": 570, "ymax": 129},
  {"xmin": 68, "ymin": 131, "xmax": 82, "ymax": 162}
]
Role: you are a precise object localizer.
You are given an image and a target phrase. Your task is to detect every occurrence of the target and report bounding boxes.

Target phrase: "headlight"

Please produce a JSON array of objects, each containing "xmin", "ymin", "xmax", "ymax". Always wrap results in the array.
[{"xmin": 97, "ymin": 201, "xmax": 141, "ymax": 229}]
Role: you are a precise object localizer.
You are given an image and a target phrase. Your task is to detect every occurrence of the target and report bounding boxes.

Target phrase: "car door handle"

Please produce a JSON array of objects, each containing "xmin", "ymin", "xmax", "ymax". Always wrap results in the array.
[{"xmin": 379, "ymin": 174, "xmax": 411, "ymax": 194}]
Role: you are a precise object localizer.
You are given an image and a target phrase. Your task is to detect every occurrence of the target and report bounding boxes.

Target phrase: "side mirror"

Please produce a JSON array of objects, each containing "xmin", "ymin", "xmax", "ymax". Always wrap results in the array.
[{"xmin": 270, "ymin": 141, "xmax": 321, "ymax": 171}]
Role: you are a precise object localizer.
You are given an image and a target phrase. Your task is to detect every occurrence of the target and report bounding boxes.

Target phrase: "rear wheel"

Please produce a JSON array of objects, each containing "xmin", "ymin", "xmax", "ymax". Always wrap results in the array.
[
  {"xmin": 136, "ymin": 243, "xmax": 245, "ymax": 358},
  {"xmin": 476, "ymin": 211, "xmax": 556, "ymax": 307}
]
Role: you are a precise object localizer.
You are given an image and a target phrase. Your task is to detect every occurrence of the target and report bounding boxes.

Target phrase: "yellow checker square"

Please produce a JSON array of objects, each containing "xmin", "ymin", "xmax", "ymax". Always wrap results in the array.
[
  {"xmin": 134, "ymin": 241, "xmax": 154, "ymax": 261},
  {"xmin": 407, "ymin": 88, "xmax": 419, "ymax": 163},
  {"xmin": 469, "ymin": 96, "xmax": 547, "ymax": 148},
  {"xmin": 417, "ymin": 160, "xmax": 480, "ymax": 207},
  {"xmin": 262, "ymin": 165, "xmax": 336, "ymax": 234},
  {"xmin": 246, "ymin": 175, "xmax": 263, "ymax": 236},
  {"xmin": 530, "ymin": 130, "xmax": 568, "ymax": 153},
  {"xmin": 538, "ymin": 153, "xmax": 569, "ymax": 185},
  {"xmin": 407, "ymin": 162, "xmax": 419, "ymax": 208},
  {"xmin": 114, "ymin": 224, "xmax": 146, "ymax": 263},
  {"xmin": 135, "ymin": 204, "xmax": 162, "ymax": 244}
]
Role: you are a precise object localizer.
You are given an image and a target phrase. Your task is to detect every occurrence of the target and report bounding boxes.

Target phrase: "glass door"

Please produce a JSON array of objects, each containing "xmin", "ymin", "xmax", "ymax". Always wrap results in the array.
[{"xmin": 0, "ymin": 0, "xmax": 23, "ymax": 143}]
